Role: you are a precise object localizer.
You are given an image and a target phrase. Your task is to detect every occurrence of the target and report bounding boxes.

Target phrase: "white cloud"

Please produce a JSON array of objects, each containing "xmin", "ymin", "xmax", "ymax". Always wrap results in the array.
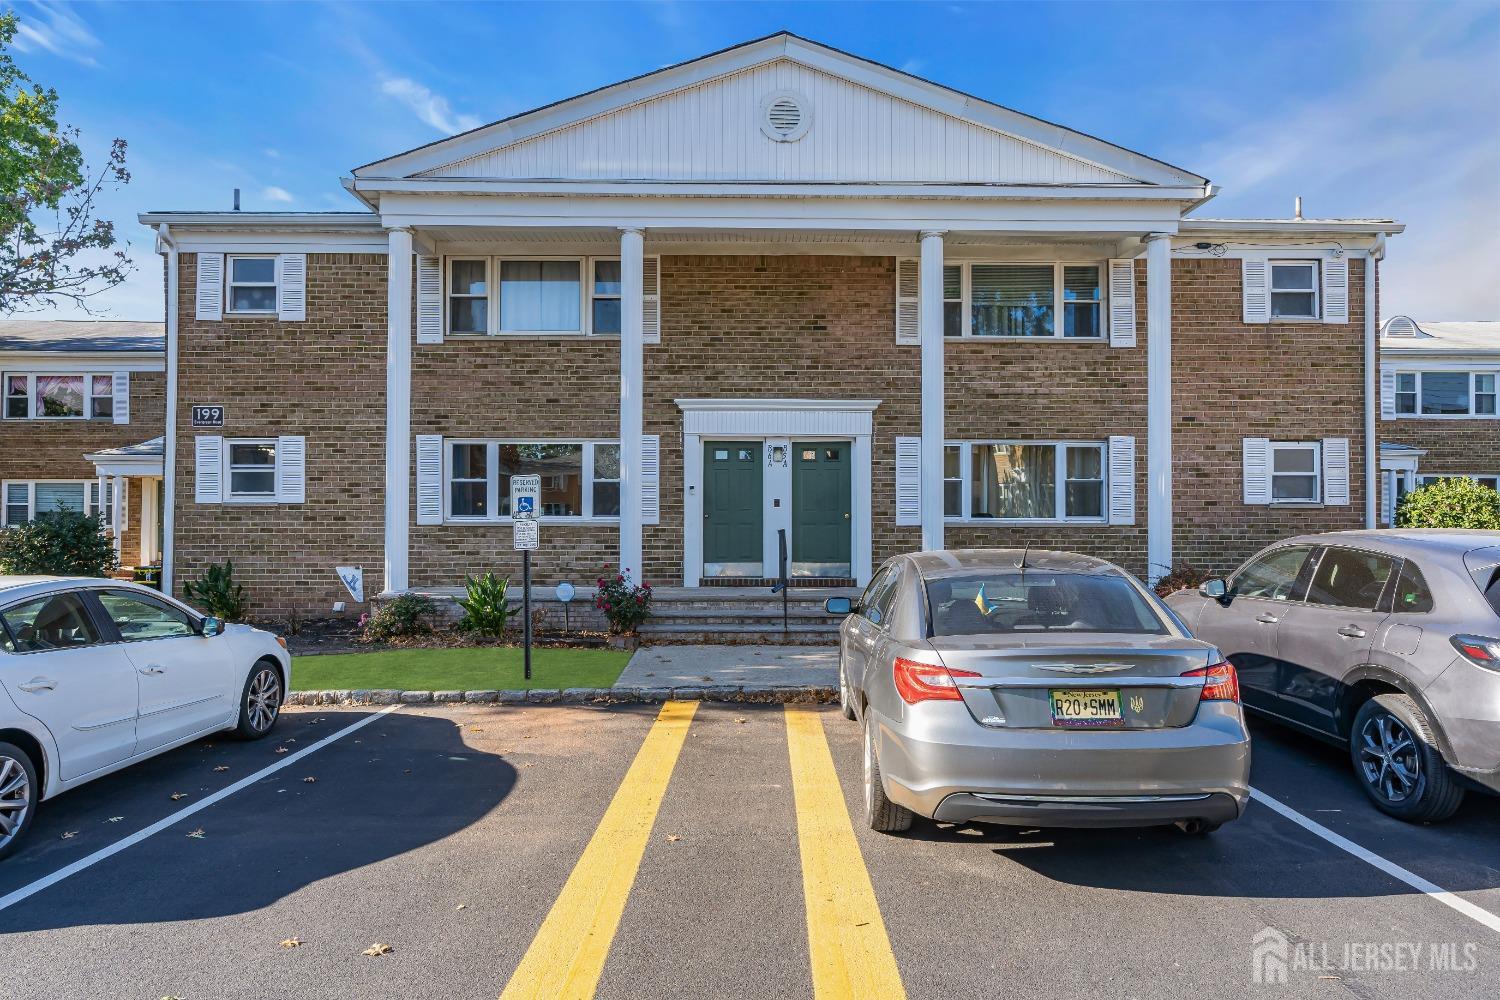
[
  {"xmin": 11, "ymin": 1, "xmax": 101, "ymax": 67},
  {"xmin": 261, "ymin": 186, "xmax": 294, "ymax": 204},
  {"xmin": 379, "ymin": 76, "xmax": 481, "ymax": 135}
]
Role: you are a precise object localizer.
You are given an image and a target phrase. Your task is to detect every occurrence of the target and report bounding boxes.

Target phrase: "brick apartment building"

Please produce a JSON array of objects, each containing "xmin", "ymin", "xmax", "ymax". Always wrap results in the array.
[
  {"xmin": 0, "ymin": 321, "xmax": 166, "ymax": 573},
  {"xmin": 1379, "ymin": 316, "xmax": 1500, "ymax": 523},
  {"xmin": 124, "ymin": 33, "xmax": 1401, "ymax": 617}
]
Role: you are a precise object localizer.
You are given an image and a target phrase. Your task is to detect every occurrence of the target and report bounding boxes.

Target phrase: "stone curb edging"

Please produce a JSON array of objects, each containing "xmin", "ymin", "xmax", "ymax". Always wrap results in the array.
[{"xmin": 285, "ymin": 685, "xmax": 837, "ymax": 707}]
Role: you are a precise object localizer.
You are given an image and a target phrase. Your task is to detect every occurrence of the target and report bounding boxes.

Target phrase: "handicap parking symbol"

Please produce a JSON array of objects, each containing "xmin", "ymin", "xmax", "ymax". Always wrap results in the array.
[{"xmin": 515, "ymin": 495, "xmax": 535, "ymax": 516}]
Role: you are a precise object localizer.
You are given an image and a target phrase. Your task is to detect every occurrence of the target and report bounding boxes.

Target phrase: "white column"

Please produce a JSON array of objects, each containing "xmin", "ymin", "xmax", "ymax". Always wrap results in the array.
[
  {"xmin": 384, "ymin": 227, "xmax": 413, "ymax": 594},
  {"xmin": 1363, "ymin": 245, "xmax": 1382, "ymax": 528},
  {"xmin": 111, "ymin": 477, "xmax": 125, "ymax": 562},
  {"xmin": 161, "ymin": 236, "xmax": 179, "ymax": 590},
  {"xmin": 1145, "ymin": 233, "xmax": 1173, "ymax": 581},
  {"xmin": 618, "ymin": 227, "xmax": 645, "ymax": 582},
  {"xmin": 919, "ymin": 230, "xmax": 947, "ymax": 552}
]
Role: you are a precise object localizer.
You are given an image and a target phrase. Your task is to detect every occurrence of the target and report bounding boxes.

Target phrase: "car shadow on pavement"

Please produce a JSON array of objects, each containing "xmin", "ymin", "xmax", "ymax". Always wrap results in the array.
[{"xmin": 0, "ymin": 710, "xmax": 514, "ymax": 932}]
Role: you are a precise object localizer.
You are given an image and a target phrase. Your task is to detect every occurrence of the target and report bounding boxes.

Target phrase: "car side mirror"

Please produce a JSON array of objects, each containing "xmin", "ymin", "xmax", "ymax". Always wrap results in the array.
[
  {"xmin": 1199, "ymin": 578, "xmax": 1229, "ymax": 602},
  {"xmin": 824, "ymin": 597, "xmax": 853, "ymax": 616},
  {"xmin": 200, "ymin": 616, "xmax": 226, "ymax": 637}
]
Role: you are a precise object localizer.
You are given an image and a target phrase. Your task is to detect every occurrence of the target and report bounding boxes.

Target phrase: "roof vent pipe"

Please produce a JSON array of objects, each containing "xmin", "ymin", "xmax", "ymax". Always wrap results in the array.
[
  {"xmin": 233, "ymin": 188, "xmax": 241, "ymax": 212},
  {"xmin": 1294, "ymin": 196, "xmax": 1303, "ymax": 221}
]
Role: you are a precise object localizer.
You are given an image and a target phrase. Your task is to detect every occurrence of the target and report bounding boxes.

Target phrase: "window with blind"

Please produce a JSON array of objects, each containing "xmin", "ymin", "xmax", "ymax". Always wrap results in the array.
[{"xmin": 941, "ymin": 263, "xmax": 1106, "ymax": 340}]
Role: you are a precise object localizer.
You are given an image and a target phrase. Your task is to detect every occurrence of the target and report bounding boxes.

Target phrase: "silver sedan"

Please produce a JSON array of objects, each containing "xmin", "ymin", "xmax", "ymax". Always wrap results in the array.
[{"xmin": 827, "ymin": 549, "xmax": 1251, "ymax": 835}]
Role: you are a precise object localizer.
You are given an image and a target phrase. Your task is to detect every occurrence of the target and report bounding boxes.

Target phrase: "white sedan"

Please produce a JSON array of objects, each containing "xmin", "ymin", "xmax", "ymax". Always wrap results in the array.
[{"xmin": 0, "ymin": 577, "xmax": 291, "ymax": 859}]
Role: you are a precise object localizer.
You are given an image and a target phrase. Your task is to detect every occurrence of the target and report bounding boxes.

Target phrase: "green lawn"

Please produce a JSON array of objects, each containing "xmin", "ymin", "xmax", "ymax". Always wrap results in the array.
[{"xmin": 290, "ymin": 646, "xmax": 631, "ymax": 692}]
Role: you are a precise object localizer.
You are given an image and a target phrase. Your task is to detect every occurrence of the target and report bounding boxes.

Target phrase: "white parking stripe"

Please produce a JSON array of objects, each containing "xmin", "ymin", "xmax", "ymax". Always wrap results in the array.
[
  {"xmin": 0, "ymin": 704, "xmax": 401, "ymax": 915},
  {"xmin": 1250, "ymin": 787, "xmax": 1500, "ymax": 935}
]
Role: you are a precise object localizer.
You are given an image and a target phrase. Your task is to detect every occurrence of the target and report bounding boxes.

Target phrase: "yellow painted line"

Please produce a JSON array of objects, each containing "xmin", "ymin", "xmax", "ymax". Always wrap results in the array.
[
  {"xmin": 498, "ymin": 699, "xmax": 699, "ymax": 1000},
  {"xmin": 784, "ymin": 707, "xmax": 907, "ymax": 1000}
]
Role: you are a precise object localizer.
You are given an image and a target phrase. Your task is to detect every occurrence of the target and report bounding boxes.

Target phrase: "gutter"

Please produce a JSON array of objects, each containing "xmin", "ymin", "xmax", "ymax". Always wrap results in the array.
[{"xmin": 155, "ymin": 223, "xmax": 180, "ymax": 595}]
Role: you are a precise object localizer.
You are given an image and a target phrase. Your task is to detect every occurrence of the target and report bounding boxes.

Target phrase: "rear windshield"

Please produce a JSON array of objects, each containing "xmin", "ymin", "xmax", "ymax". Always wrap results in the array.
[{"xmin": 925, "ymin": 571, "xmax": 1167, "ymax": 637}]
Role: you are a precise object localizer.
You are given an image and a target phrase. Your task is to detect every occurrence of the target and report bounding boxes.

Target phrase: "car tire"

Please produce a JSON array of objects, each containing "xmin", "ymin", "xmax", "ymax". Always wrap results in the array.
[
  {"xmin": 234, "ymin": 660, "xmax": 285, "ymax": 740},
  {"xmin": 839, "ymin": 659, "xmax": 857, "ymax": 721},
  {"xmin": 862, "ymin": 715, "xmax": 913, "ymax": 833},
  {"xmin": 0, "ymin": 741, "xmax": 39, "ymax": 861},
  {"xmin": 1350, "ymin": 694, "xmax": 1464, "ymax": 824}
]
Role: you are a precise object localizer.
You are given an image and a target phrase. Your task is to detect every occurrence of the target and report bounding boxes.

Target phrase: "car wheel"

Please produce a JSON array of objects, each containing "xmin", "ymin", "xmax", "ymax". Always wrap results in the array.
[
  {"xmin": 1350, "ymin": 694, "xmax": 1464, "ymax": 823},
  {"xmin": 0, "ymin": 742, "xmax": 39, "ymax": 861},
  {"xmin": 839, "ymin": 658, "xmax": 857, "ymax": 721},
  {"xmin": 862, "ymin": 715, "xmax": 913, "ymax": 833},
  {"xmin": 235, "ymin": 661, "xmax": 284, "ymax": 740}
]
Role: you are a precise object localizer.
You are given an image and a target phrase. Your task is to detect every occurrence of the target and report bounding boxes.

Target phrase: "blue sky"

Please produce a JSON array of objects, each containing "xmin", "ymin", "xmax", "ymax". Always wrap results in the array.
[{"xmin": 8, "ymin": 0, "xmax": 1498, "ymax": 322}]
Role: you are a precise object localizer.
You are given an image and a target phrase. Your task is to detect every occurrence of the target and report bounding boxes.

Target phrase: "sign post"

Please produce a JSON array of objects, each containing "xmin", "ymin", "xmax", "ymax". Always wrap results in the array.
[{"xmin": 511, "ymin": 475, "xmax": 541, "ymax": 681}]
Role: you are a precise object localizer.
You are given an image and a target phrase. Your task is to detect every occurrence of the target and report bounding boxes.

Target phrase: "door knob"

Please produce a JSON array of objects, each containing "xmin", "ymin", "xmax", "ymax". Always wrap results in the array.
[
  {"xmin": 844, "ymin": 513, "xmax": 851, "ymax": 519},
  {"xmin": 17, "ymin": 678, "xmax": 56, "ymax": 693},
  {"xmin": 1336, "ymin": 626, "xmax": 1366, "ymax": 639},
  {"xmin": 1255, "ymin": 613, "xmax": 1279, "ymax": 625}
]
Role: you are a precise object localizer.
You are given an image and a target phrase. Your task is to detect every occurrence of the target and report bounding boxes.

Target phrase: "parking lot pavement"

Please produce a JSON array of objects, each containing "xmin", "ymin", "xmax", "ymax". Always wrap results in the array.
[{"xmin": 0, "ymin": 703, "xmax": 1496, "ymax": 999}]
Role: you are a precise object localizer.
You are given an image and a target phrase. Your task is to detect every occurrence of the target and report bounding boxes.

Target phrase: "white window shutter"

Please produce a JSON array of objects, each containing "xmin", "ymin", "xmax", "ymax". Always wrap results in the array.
[
  {"xmin": 1380, "ymin": 473, "xmax": 1394, "ymax": 526},
  {"xmin": 1242, "ymin": 438, "xmax": 1271, "ymax": 505},
  {"xmin": 274, "ymin": 435, "xmax": 306, "ymax": 504},
  {"xmin": 641, "ymin": 434, "xmax": 660, "ymax": 524},
  {"xmin": 1322, "ymin": 437, "xmax": 1350, "ymax": 506},
  {"xmin": 895, "ymin": 436, "xmax": 922, "ymax": 525},
  {"xmin": 195, "ymin": 436, "xmax": 223, "ymax": 504},
  {"xmin": 1380, "ymin": 368, "xmax": 1396, "ymax": 419},
  {"xmin": 1242, "ymin": 258, "xmax": 1269, "ymax": 324},
  {"xmin": 415, "ymin": 435, "xmax": 443, "ymax": 524},
  {"xmin": 195, "ymin": 253, "xmax": 224, "ymax": 321},
  {"xmin": 642, "ymin": 256, "xmax": 662, "ymax": 345},
  {"xmin": 416, "ymin": 257, "xmax": 443, "ymax": 344},
  {"xmin": 1321, "ymin": 257, "xmax": 1349, "ymax": 324},
  {"xmin": 277, "ymin": 253, "xmax": 307, "ymax": 321},
  {"xmin": 111, "ymin": 371, "xmax": 130, "ymax": 425},
  {"xmin": 1107, "ymin": 436, "xmax": 1136, "ymax": 525},
  {"xmin": 895, "ymin": 259, "xmax": 920, "ymax": 345},
  {"xmin": 1107, "ymin": 260, "xmax": 1136, "ymax": 347}
]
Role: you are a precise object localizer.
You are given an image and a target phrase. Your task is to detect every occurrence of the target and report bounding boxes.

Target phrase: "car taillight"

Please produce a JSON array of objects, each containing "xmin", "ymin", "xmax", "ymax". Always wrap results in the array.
[
  {"xmin": 1450, "ymin": 634, "xmax": 1500, "ymax": 670},
  {"xmin": 892, "ymin": 657, "xmax": 981, "ymax": 704},
  {"xmin": 1182, "ymin": 660, "xmax": 1240, "ymax": 703}
]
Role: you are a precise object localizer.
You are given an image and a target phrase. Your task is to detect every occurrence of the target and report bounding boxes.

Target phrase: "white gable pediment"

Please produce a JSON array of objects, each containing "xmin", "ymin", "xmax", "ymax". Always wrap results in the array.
[{"xmin": 414, "ymin": 59, "xmax": 1140, "ymax": 186}]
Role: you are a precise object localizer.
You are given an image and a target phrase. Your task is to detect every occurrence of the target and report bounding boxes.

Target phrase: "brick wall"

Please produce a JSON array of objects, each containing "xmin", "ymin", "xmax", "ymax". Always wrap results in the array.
[
  {"xmin": 1171, "ymin": 256, "xmax": 1369, "ymax": 575},
  {"xmin": 173, "ymin": 253, "xmax": 387, "ymax": 617}
]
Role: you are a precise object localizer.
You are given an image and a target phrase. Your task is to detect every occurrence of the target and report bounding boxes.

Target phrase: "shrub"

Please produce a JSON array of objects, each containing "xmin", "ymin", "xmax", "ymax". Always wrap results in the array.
[
  {"xmin": 595, "ymin": 569, "xmax": 652, "ymax": 635},
  {"xmin": 360, "ymin": 593, "xmax": 438, "ymax": 642},
  {"xmin": 456, "ymin": 572, "xmax": 513, "ymax": 638},
  {"xmin": 1153, "ymin": 562, "xmax": 1215, "ymax": 598},
  {"xmin": 182, "ymin": 560, "xmax": 249, "ymax": 621},
  {"xmin": 1396, "ymin": 477, "xmax": 1500, "ymax": 529},
  {"xmin": 0, "ymin": 509, "xmax": 119, "ymax": 577}
]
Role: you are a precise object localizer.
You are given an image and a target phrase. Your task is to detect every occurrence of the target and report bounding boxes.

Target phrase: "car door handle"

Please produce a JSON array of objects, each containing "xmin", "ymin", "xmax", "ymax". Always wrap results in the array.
[
  {"xmin": 138, "ymin": 665, "xmax": 166, "ymax": 675},
  {"xmin": 1255, "ymin": 613, "xmax": 1280, "ymax": 625},
  {"xmin": 17, "ymin": 677, "xmax": 56, "ymax": 693},
  {"xmin": 1337, "ymin": 626, "xmax": 1367, "ymax": 639}
]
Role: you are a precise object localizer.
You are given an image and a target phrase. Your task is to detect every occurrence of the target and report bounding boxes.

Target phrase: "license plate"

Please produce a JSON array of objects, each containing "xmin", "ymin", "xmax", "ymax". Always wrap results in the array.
[{"xmin": 1049, "ymin": 688, "xmax": 1122, "ymax": 727}]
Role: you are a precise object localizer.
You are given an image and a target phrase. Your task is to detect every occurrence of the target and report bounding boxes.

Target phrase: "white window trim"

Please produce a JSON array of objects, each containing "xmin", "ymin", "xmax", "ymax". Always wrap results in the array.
[
  {"xmin": 944, "ymin": 261, "xmax": 1107, "ymax": 341},
  {"xmin": 221, "ymin": 438, "xmax": 279, "ymax": 505},
  {"xmin": 1, "ymin": 479, "xmax": 111, "ymax": 526},
  {"xmin": 2, "ymin": 372, "xmax": 113, "ymax": 421},
  {"xmin": 442, "ymin": 256, "xmax": 629, "ymax": 338},
  {"xmin": 1268, "ymin": 259, "xmax": 1321, "ymax": 321},
  {"xmin": 1269, "ymin": 441, "xmax": 1323, "ymax": 505},
  {"xmin": 445, "ymin": 257, "xmax": 491, "ymax": 337},
  {"xmin": 942, "ymin": 439, "xmax": 1109, "ymax": 524},
  {"xmin": 590, "ymin": 256, "xmax": 622, "ymax": 337},
  {"xmin": 224, "ymin": 254, "xmax": 279, "ymax": 316},
  {"xmin": 1416, "ymin": 473, "xmax": 1500, "ymax": 491},
  {"xmin": 441, "ymin": 439, "xmax": 622, "ymax": 524},
  {"xmin": 1393, "ymin": 369, "xmax": 1500, "ymax": 419}
]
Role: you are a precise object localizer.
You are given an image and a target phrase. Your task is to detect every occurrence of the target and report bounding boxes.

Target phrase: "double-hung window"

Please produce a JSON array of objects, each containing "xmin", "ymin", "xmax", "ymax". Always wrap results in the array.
[
  {"xmin": 445, "ymin": 441, "xmax": 620, "ymax": 521},
  {"xmin": 943, "ymin": 441, "xmax": 1107, "ymax": 521},
  {"xmin": 441, "ymin": 256, "xmax": 642, "ymax": 337},
  {"xmin": 1418, "ymin": 474, "xmax": 1500, "ymax": 492},
  {"xmin": 943, "ymin": 263, "xmax": 1106, "ymax": 339},
  {"xmin": 1269, "ymin": 261, "xmax": 1319, "ymax": 319},
  {"xmin": 1269, "ymin": 442, "xmax": 1321, "ymax": 503},
  {"xmin": 591, "ymin": 260, "xmax": 622, "ymax": 335},
  {"xmin": 1394, "ymin": 370, "xmax": 1499, "ymax": 416},
  {"xmin": 226, "ymin": 256, "xmax": 278, "ymax": 314},
  {"xmin": 448, "ymin": 259, "xmax": 489, "ymax": 335},
  {"xmin": 2, "ymin": 373, "xmax": 113, "ymax": 420},
  {"xmin": 225, "ymin": 440, "xmax": 277, "ymax": 502},
  {"xmin": 1, "ymin": 480, "xmax": 111, "ymax": 526}
]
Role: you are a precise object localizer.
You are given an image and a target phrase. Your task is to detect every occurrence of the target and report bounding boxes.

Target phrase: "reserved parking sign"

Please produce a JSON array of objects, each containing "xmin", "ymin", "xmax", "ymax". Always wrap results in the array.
[{"xmin": 510, "ymin": 475, "xmax": 541, "ymax": 520}]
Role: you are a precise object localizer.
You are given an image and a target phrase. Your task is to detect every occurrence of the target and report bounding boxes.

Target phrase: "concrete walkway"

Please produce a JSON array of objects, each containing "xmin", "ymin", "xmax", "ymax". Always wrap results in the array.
[{"xmin": 616, "ymin": 645, "xmax": 838, "ymax": 689}]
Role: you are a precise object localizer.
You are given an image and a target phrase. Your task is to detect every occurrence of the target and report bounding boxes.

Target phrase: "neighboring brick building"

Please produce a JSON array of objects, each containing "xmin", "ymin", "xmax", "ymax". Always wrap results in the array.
[
  {"xmin": 137, "ymin": 33, "xmax": 1400, "ymax": 615},
  {"xmin": 0, "ymin": 321, "xmax": 167, "ymax": 572},
  {"xmin": 1378, "ymin": 316, "xmax": 1500, "ymax": 523}
]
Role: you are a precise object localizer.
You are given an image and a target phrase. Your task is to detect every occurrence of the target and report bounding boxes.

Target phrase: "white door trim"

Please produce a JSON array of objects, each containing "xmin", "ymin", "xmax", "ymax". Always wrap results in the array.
[{"xmin": 677, "ymin": 399, "xmax": 879, "ymax": 587}]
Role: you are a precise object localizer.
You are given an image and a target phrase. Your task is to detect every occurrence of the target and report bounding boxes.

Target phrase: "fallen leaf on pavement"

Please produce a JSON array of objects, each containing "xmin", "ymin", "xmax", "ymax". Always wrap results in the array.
[
  {"xmin": 280, "ymin": 937, "xmax": 302, "ymax": 949},
  {"xmin": 213, "ymin": 766, "xmax": 230, "ymax": 773},
  {"xmin": 455, "ymin": 903, "xmax": 466, "ymax": 911},
  {"xmin": 468, "ymin": 726, "xmax": 484, "ymax": 732},
  {"xmin": 362, "ymin": 943, "xmax": 392, "ymax": 957},
  {"xmin": 735, "ymin": 717, "xmax": 747, "ymax": 724},
  {"xmin": 303, "ymin": 776, "xmax": 316, "ymax": 783},
  {"xmin": 170, "ymin": 793, "xmax": 187, "ymax": 801},
  {"xmin": 187, "ymin": 828, "xmax": 205, "ymax": 839},
  {"xmin": 666, "ymin": 834, "xmax": 682, "ymax": 842},
  {"xmin": 274, "ymin": 747, "xmax": 289, "ymax": 755},
  {"xmin": 61, "ymin": 831, "xmax": 77, "ymax": 840},
  {"xmin": 106, "ymin": 816, "xmax": 123, "ymax": 823}
]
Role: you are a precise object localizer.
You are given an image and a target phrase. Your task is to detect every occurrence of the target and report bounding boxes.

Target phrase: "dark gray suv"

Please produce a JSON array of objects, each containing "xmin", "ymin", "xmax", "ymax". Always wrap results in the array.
[{"xmin": 1166, "ymin": 530, "xmax": 1500, "ymax": 823}]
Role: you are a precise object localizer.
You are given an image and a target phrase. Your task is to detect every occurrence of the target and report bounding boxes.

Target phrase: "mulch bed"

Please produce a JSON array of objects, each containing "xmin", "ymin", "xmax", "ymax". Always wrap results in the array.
[{"xmin": 257, "ymin": 616, "xmax": 616, "ymax": 657}]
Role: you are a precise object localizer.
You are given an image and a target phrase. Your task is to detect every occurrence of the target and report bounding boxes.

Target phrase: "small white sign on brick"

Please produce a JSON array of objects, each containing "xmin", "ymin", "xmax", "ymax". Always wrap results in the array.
[{"xmin": 513, "ymin": 519, "xmax": 539, "ymax": 551}]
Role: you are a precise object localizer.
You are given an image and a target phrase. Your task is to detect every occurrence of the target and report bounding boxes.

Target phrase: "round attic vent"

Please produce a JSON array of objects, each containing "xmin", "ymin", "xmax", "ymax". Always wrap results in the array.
[
  {"xmin": 760, "ymin": 90, "xmax": 811, "ymax": 142},
  {"xmin": 1384, "ymin": 315, "xmax": 1420, "ymax": 338}
]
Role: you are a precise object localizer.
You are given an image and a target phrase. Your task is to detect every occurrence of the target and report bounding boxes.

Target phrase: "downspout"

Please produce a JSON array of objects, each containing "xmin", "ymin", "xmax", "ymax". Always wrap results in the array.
[
  {"xmin": 1364, "ymin": 235, "xmax": 1385, "ymax": 529},
  {"xmin": 157, "ymin": 224, "xmax": 180, "ymax": 595}
]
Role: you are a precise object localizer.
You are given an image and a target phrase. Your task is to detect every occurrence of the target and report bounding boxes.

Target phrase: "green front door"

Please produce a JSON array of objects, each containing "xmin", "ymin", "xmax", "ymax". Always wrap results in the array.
[
  {"xmin": 792, "ymin": 441, "xmax": 852, "ymax": 577},
  {"xmin": 703, "ymin": 441, "xmax": 763, "ymax": 577}
]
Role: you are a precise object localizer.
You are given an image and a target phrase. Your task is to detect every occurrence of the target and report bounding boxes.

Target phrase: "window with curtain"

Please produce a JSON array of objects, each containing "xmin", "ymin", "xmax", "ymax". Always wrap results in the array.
[
  {"xmin": 972, "ymin": 444, "xmax": 1056, "ymax": 518},
  {"xmin": 955, "ymin": 442, "xmax": 1107, "ymax": 521},
  {"xmin": 971, "ymin": 264, "xmax": 1054, "ymax": 337},
  {"xmin": 444, "ymin": 441, "xmax": 619, "ymax": 520},
  {"xmin": 499, "ymin": 260, "xmax": 581, "ymax": 333}
]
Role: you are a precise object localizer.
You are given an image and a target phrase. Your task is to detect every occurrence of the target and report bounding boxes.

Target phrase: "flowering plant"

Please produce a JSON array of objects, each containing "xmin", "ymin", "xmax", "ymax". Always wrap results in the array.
[{"xmin": 595, "ymin": 567, "xmax": 652, "ymax": 635}]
